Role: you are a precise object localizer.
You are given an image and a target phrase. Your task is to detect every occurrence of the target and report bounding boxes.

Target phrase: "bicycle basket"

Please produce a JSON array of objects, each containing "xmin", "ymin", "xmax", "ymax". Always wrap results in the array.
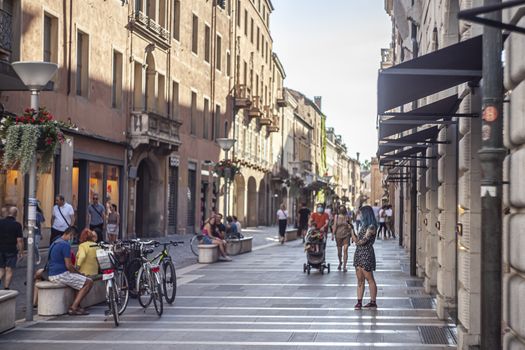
[{"xmin": 96, "ymin": 249, "xmax": 115, "ymax": 270}]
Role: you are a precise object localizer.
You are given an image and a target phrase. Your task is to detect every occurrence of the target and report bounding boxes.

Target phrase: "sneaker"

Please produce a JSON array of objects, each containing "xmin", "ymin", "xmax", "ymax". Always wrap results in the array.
[
  {"xmin": 36, "ymin": 256, "xmax": 41, "ymax": 265},
  {"xmin": 363, "ymin": 301, "xmax": 377, "ymax": 309},
  {"xmin": 223, "ymin": 256, "xmax": 233, "ymax": 261},
  {"xmin": 354, "ymin": 301, "xmax": 362, "ymax": 310}
]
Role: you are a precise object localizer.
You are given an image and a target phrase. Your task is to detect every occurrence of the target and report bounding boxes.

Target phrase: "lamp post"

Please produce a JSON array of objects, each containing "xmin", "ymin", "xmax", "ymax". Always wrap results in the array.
[
  {"xmin": 12, "ymin": 61, "xmax": 58, "ymax": 322},
  {"xmin": 216, "ymin": 138, "xmax": 236, "ymax": 222}
]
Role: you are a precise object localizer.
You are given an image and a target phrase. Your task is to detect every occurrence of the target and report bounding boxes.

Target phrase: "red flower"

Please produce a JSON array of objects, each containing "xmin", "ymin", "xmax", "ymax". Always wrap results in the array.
[{"xmin": 45, "ymin": 137, "xmax": 53, "ymax": 145}]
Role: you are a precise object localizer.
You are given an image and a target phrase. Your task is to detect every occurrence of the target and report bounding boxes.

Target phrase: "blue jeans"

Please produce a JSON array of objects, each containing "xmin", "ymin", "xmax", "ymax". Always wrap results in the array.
[{"xmin": 34, "ymin": 234, "xmax": 41, "ymax": 262}]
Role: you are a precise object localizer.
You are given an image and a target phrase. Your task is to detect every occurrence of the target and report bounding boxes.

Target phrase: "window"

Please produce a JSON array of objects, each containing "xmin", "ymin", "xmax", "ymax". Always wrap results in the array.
[
  {"xmin": 173, "ymin": 0, "xmax": 181, "ymax": 40},
  {"xmin": 133, "ymin": 62, "xmax": 143, "ymax": 110},
  {"xmin": 244, "ymin": 10, "xmax": 248, "ymax": 36},
  {"xmin": 112, "ymin": 50, "xmax": 123, "ymax": 108},
  {"xmin": 216, "ymin": 35, "xmax": 222, "ymax": 71},
  {"xmin": 192, "ymin": 15, "xmax": 198, "ymax": 54},
  {"xmin": 256, "ymin": 27, "xmax": 260, "ymax": 51},
  {"xmin": 204, "ymin": 24, "xmax": 211, "ymax": 62},
  {"xmin": 191, "ymin": 91, "xmax": 197, "ymax": 135},
  {"xmin": 250, "ymin": 18, "xmax": 254, "ymax": 43},
  {"xmin": 171, "ymin": 81, "xmax": 179, "ymax": 119},
  {"xmin": 243, "ymin": 61, "xmax": 247, "ymax": 85},
  {"xmin": 236, "ymin": 0, "xmax": 241, "ymax": 27},
  {"xmin": 203, "ymin": 98, "xmax": 209, "ymax": 139},
  {"xmin": 43, "ymin": 14, "xmax": 58, "ymax": 63},
  {"xmin": 226, "ymin": 52, "xmax": 231, "ymax": 77},
  {"xmin": 76, "ymin": 30, "xmax": 89, "ymax": 97},
  {"xmin": 255, "ymin": 74, "xmax": 259, "ymax": 96},
  {"xmin": 158, "ymin": 74, "xmax": 166, "ymax": 115},
  {"xmin": 214, "ymin": 105, "xmax": 221, "ymax": 140}
]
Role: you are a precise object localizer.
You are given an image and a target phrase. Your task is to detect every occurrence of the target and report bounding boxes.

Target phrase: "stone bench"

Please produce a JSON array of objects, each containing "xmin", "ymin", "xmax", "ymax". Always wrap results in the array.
[
  {"xmin": 285, "ymin": 228, "xmax": 299, "ymax": 242},
  {"xmin": 198, "ymin": 244, "xmax": 219, "ymax": 263},
  {"xmin": 226, "ymin": 236, "xmax": 253, "ymax": 255},
  {"xmin": 36, "ymin": 278, "xmax": 106, "ymax": 316},
  {"xmin": 0, "ymin": 290, "xmax": 19, "ymax": 333}
]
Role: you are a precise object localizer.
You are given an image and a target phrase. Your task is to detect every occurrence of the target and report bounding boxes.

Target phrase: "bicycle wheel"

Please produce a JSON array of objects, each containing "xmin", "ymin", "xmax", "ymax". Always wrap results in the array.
[
  {"xmin": 151, "ymin": 271, "xmax": 164, "ymax": 316},
  {"xmin": 137, "ymin": 267, "xmax": 152, "ymax": 308},
  {"xmin": 162, "ymin": 260, "xmax": 177, "ymax": 304},
  {"xmin": 190, "ymin": 235, "xmax": 200, "ymax": 256},
  {"xmin": 125, "ymin": 258, "xmax": 142, "ymax": 297},
  {"xmin": 116, "ymin": 270, "xmax": 129, "ymax": 315},
  {"xmin": 226, "ymin": 236, "xmax": 241, "ymax": 255},
  {"xmin": 108, "ymin": 284, "xmax": 119, "ymax": 327}
]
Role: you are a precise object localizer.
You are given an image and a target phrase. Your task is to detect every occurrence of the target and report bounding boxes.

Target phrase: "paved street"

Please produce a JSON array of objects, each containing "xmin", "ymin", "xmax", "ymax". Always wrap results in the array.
[{"xmin": 0, "ymin": 235, "xmax": 457, "ymax": 349}]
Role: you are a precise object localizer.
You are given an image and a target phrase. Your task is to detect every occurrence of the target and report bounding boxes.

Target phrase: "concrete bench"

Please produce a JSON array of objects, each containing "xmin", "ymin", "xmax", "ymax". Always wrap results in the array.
[
  {"xmin": 36, "ymin": 278, "xmax": 106, "ymax": 316},
  {"xmin": 198, "ymin": 244, "xmax": 219, "ymax": 263},
  {"xmin": 285, "ymin": 228, "xmax": 299, "ymax": 242},
  {"xmin": 226, "ymin": 236, "xmax": 253, "ymax": 255},
  {"xmin": 0, "ymin": 290, "xmax": 19, "ymax": 333}
]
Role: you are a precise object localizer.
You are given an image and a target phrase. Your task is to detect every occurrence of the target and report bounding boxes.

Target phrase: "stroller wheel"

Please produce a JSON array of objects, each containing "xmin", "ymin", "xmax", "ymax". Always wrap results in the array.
[
  {"xmin": 327, "ymin": 263, "xmax": 331, "ymax": 273},
  {"xmin": 307, "ymin": 266, "xmax": 311, "ymax": 275},
  {"xmin": 303, "ymin": 263, "xmax": 307, "ymax": 273}
]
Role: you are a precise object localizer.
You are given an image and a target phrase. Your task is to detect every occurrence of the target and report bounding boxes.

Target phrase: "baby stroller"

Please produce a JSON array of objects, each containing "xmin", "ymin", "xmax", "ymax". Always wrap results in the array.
[{"xmin": 303, "ymin": 228, "xmax": 330, "ymax": 275}]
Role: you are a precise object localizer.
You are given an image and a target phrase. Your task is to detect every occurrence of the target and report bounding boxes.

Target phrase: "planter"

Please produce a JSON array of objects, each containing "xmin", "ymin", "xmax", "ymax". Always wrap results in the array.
[{"xmin": 0, "ymin": 290, "xmax": 18, "ymax": 333}]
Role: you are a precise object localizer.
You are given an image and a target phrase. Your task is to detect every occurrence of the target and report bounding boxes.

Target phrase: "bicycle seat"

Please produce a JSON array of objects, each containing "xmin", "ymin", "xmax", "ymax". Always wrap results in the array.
[{"xmin": 143, "ymin": 248, "xmax": 154, "ymax": 255}]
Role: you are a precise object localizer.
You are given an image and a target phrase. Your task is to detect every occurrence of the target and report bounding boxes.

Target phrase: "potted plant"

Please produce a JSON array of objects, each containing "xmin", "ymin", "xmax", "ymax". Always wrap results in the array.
[{"xmin": 213, "ymin": 159, "xmax": 241, "ymax": 181}]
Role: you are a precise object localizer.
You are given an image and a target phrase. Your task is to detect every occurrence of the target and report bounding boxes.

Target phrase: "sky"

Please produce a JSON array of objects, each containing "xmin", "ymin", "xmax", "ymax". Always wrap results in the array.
[{"xmin": 271, "ymin": 0, "xmax": 392, "ymax": 162}]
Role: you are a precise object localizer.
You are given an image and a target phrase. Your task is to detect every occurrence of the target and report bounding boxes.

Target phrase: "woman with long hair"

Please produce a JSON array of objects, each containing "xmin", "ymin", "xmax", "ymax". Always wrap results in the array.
[
  {"xmin": 202, "ymin": 216, "xmax": 232, "ymax": 261},
  {"xmin": 332, "ymin": 205, "xmax": 353, "ymax": 272},
  {"xmin": 352, "ymin": 205, "xmax": 378, "ymax": 309}
]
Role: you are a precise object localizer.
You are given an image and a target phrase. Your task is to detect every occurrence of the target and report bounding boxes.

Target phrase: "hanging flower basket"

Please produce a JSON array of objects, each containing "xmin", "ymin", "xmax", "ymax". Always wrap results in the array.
[
  {"xmin": 213, "ymin": 159, "xmax": 241, "ymax": 181},
  {"xmin": 0, "ymin": 107, "xmax": 73, "ymax": 174}
]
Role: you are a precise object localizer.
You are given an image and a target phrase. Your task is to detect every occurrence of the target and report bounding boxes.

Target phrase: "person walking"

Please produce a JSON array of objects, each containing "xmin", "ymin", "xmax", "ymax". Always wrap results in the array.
[
  {"xmin": 332, "ymin": 205, "xmax": 353, "ymax": 272},
  {"xmin": 297, "ymin": 202, "xmax": 311, "ymax": 243},
  {"xmin": 51, "ymin": 194, "xmax": 75, "ymax": 244},
  {"xmin": 0, "ymin": 207, "xmax": 23, "ymax": 290},
  {"xmin": 88, "ymin": 193, "xmax": 105, "ymax": 243},
  {"xmin": 310, "ymin": 203, "xmax": 330, "ymax": 236},
  {"xmin": 106, "ymin": 204, "xmax": 120, "ymax": 243},
  {"xmin": 355, "ymin": 208, "xmax": 362, "ymax": 232},
  {"xmin": 34, "ymin": 203, "xmax": 45, "ymax": 265},
  {"xmin": 352, "ymin": 205, "xmax": 378, "ymax": 310},
  {"xmin": 385, "ymin": 205, "xmax": 395, "ymax": 238},
  {"xmin": 276, "ymin": 204, "xmax": 288, "ymax": 244},
  {"xmin": 372, "ymin": 201, "xmax": 381, "ymax": 223},
  {"xmin": 378, "ymin": 206, "xmax": 387, "ymax": 239}
]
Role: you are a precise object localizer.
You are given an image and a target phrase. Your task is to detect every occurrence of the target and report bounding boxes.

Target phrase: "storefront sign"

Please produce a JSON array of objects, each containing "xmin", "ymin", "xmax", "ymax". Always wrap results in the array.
[{"xmin": 170, "ymin": 156, "xmax": 180, "ymax": 167}]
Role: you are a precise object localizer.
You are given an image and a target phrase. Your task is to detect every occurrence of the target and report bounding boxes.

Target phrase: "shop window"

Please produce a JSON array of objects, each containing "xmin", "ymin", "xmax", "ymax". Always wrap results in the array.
[
  {"xmin": 106, "ymin": 166, "xmax": 119, "ymax": 209},
  {"xmin": 89, "ymin": 163, "xmax": 104, "ymax": 200}
]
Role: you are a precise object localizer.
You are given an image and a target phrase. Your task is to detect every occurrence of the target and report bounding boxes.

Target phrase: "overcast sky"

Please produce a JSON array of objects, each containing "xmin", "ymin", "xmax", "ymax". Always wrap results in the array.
[{"xmin": 271, "ymin": 0, "xmax": 392, "ymax": 162}]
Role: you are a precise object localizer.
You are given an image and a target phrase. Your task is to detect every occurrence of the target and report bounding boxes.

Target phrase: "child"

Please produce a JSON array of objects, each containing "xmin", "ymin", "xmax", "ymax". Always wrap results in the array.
[{"xmin": 305, "ymin": 222, "xmax": 323, "ymax": 253}]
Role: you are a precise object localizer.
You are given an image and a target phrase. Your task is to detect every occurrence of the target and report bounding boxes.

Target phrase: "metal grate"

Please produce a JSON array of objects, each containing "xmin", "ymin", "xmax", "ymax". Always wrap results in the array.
[
  {"xmin": 406, "ymin": 280, "xmax": 424, "ymax": 287},
  {"xmin": 419, "ymin": 326, "xmax": 457, "ymax": 345},
  {"xmin": 410, "ymin": 297, "xmax": 435, "ymax": 309}
]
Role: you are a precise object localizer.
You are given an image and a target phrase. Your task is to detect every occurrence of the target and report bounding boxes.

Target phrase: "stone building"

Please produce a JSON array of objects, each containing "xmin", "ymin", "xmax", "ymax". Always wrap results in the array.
[{"xmin": 379, "ymin": 0, "xmax": 525, "ymax": 348}]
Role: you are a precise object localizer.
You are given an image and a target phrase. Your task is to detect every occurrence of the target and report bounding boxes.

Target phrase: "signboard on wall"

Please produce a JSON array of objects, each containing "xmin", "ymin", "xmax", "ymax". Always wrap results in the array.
[{"xmin": 170, "ymin": 156, "xmax": 180, "ymax": 167}]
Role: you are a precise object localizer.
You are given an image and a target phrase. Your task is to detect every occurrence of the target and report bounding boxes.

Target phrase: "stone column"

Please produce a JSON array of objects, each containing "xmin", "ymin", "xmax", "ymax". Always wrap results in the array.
[
  {"xmin": 417, "ymin": 165, "xmax": 428, "ymax": 278},
  {"xmin": 424, "ymin": 144, "xmax": 438, "ymax": 293}
]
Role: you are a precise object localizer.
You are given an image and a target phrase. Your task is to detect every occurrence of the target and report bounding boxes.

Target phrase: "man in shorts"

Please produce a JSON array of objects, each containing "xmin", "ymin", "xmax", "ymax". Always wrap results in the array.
[
  {"xmin": 297, "ymin": 202, "xmax": 311, "ymax": 243},
  {"xmin": 48, "ymin": 227, "xmax": 93, "ymax": 315},
  {"xmin": 0, "ymin": 207, "xmax": 23, "ymax": 290}
]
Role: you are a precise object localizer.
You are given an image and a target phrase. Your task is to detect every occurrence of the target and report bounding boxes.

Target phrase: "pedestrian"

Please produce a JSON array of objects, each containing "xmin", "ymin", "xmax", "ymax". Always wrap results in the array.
[
  {"xmin": 214, "ymin": 213, "xmax": 226, "ymax": 239},
  {"xmin": 34, "ymin": 203, "xmax": 46, "ymax": 265},
  {"xmin": 76, "ymin": 229, "xmax": 99, "ymax": 277},
  {"xmin": 378, "ymin": 205, "xmax": 387, "ymax": 239},
  {"xmin": 276, "ymin": 204, "xmax": 288, "ymax": 244},
  {"xmin": 88, "ymin": 193, "xmax": 105, "ymax": 243},
  {"xmin": 106, "ymin": 204, "xmax": 120, "ymax": 243},
  {"xmin": 232, "ymin": 216, "xmax": 242, "ymax": 234},
  {"xmin": 332, "ymin": 205, "xmax": 353, "ymax": 272},
  {"xmin": 201, "ymin": 217, "xmax": 232, "ymax": 261},
  {"xmin": 50, "ymin": 194, "xmax": 75, "ymax": 244},
  {"xmin": 226, "ymin": 216, "xmax": 239, "ymax": 237},
  {"xmin": 372, "ymin": 201, "xmax": 381, "ymax": 223},
  {"xmin": 352, "ymin": 205, "xmax": 378, "ymax": 310},
  {"xmin": 325, "ymin": 205, "xmax": 333, "ymax": 234},
  {"xmin": 309, "ymin": 203, "xmax": 329, "ymax": 236},
  {"xmin": 297, "ymin": 202, "xmax": 311, "ymax": 243},
  {"xmin": 47, "ymin": 226, "xmax": 93, "ymax": 315},
  {"xmin": 385, "ymin": 205, "xmax": 395, "ymax": 238},
  {"xmin": 0, "ymin": 207, "xmax": 23, "ymax": 290},
  {"xmin": 355, "ymin": 208, "xmax": 362, "ymax": 232}
]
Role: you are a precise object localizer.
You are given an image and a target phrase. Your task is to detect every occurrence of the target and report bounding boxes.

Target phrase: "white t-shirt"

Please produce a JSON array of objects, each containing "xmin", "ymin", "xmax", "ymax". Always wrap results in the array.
[
  {"xmin": 385, "ymin": 208, "xmax": 393, "ymax": 217},
  {"xmin": 235, "ymin": 221, "xmax": 242, "ymax": 233},
  {"xmin": 379, "ymin": 209, "xmax": 386, "ymax": 223},
  {"xmin": 277, "ymin": 209, "xmax": 288, "ymax": 220},
  {"xmin": 52, "ymin": 203, "xmax": 75, "ymax": 231},
  {"xmin": 372, "ymin": 206, "xmax": 380, "ymax": 219}
]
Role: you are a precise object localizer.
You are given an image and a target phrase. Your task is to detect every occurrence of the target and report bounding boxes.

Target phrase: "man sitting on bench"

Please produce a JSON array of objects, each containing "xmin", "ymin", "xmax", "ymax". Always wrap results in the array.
[{"xmin": 48, "ymin": 227, "xmax": 93, "ymax": 315}]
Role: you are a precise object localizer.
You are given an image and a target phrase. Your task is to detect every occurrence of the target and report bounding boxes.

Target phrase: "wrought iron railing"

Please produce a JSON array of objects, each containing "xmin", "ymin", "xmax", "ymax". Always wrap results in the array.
[
  {"xmin": 130, "ymin": 11, "xmax": 170, "ymax": 43},
  {"xmin": 0, "ymin": 9, "xmax": 13, "ymax": 55}
]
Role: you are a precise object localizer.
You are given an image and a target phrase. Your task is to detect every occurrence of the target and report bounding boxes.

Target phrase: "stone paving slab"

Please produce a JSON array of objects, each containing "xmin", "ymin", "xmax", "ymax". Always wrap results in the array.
[{"xmin": 0, "ymin": 236, "xmax": 457, "ymax": 349}]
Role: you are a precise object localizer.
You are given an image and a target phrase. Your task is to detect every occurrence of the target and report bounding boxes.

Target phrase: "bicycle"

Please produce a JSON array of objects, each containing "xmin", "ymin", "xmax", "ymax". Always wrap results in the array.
[
  {"xmin": 93, "ymin": 242, "xmax": 129, "ymax": 326},
  {"xmin": 135, "ymin": 240, "xmax": 164, "ymax": 316},
  {"xmin": 148, "ymin": 240, "xmax": 183, "ymax": 304},
  {"xmin": 190, "ymin": 233, "xmax": 202, "ymax": 256}
]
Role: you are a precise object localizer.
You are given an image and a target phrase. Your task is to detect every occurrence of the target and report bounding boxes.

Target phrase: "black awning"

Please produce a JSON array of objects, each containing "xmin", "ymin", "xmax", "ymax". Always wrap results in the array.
[
  {"xmin": 378, "ymin": 126, "xmax": 439, "ymax": 157},
  {"xmin": 378, "ymin": 95, "xmax": 460, "ymax": 140},
  {"xmin": 0, "ymin": 61, "xmax": 27, "ymax": 91},
  {"xmin": 377, "ymin": 35, "xmax": 482, "ymax": 114}
]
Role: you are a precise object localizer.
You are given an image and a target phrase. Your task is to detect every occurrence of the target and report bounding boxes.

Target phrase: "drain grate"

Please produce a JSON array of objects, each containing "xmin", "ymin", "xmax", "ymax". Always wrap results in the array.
[
  {"xmin": 406, "ymin": 280, "xmax": 424, "ymax": 287},
  {"xmin": 419, "ymin": 326, "xmax": 457, "ymax": 345},
  {"xmin": 410, "ymin": 297, "xmax": 435, "ymax": 309}
]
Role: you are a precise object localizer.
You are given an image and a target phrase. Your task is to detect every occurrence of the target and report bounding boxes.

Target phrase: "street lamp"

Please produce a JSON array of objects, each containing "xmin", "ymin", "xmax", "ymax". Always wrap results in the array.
[
  {"xmin": 12, "ymin": 61, "xmax": 58, "ymax": 322},
  {"xmin": 216, "ymin": 138, "xmax": 236, "ymax": 222}
]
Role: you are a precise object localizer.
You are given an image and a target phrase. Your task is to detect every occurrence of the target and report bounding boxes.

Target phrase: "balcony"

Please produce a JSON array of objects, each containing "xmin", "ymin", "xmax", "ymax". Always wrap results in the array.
[
  {"xmin": 234, "ymin": 84, "xmax": 252, "ymax": 109},
  {"xmin": 276, "ymin": 91, "xmax": 287, "ymax": 108},
  {"xmin": 248, "ymin": 96, "xmax": 262, "ymax": 118},
  {"xmin": 130, "ymin": 111, "xmax": 182, "ymax": 152},
  {"xmin": 260, "ymin": 106, "xmax": 272, "ymax": 125},
  {"xmin": 268, "ymin": 115, "xmax": 279, "ymax": 133},
  {"xmin": 128, "ymin": 11, "xmax": 170, "ymax": 49}
]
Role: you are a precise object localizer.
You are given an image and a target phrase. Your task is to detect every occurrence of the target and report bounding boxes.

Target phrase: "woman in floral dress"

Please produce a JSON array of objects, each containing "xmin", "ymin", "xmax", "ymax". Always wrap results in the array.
[{"xmin": 352, "ymin": 205, "xmax": 378, "ymax": 310}]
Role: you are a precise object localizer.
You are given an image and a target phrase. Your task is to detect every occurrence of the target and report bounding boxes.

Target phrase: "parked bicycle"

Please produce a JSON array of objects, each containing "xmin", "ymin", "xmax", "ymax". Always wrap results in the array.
[
  {"xmin": 190, "ymin": 233, "xmax": 202, "ymax": 256},
  {"xmin": 148, "ymin": 240, "xmax": 184, "ymax": 304},
  {"xmin": 135, "ymin": 240, "xmax": 164, "ymax": 316}
]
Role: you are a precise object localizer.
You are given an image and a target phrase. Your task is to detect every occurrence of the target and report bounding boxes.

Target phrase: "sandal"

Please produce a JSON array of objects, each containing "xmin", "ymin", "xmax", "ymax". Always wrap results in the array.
[
  {"xmin": 68, "ymin": 308, "xmax": 89, "ymax": 316},
  {"xmin": 337, "ymin": 263, "xmax": 342, "ymax": 271},
  {"xmin": 363, "ymin": 301, "xmax": 377, "ymax": 309},
  {"xmin": 354, "ymin": 301, "xmax": 362, "ymax": 310}
]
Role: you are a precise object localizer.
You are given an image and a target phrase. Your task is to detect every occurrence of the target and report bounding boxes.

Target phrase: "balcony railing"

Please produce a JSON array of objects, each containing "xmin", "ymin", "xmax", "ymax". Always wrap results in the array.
[
  {"xmin": 260, "ymin": 106, "xmax": 272, "ymax": 125},
  {"xmin": 130, "ymin": 111, "xmax": 181, "ymax": 150},
  {"xmin": 0, "ymin": 9, "xmax": 12, "ymax": 57},
  {"xmin": 248, "ymin": 96, "xmax": 262, "ymax": 118},
  {"xmin": 276, "ymin": 91, "xmax": 286, "ymax": 108},
  {"xmin": 129, "ymin": 11, "xmax": 170, "ymax": 48},
  {"xmin": 234, "ymin": 84, "xmax": 251, "ymax": 109}
]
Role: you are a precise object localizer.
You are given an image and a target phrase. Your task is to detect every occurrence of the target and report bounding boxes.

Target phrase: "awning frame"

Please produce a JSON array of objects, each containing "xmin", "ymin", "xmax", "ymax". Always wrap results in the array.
[{"xmin": 458, "ymin": 0, "xmax": 525, "ymax": 34}]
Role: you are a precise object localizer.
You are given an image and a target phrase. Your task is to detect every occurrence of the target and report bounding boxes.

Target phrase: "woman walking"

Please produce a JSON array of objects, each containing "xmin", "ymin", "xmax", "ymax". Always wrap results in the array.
[
  {"xmin": 106, "ymin": 204, "xmax": 120, "ymax": 243},
  {"xmin": 276, "ymin": 204, "xmax": 288, "ymax": 244},
  {"xmin": 332, "ymin": 205, "xmax": 353, "ymax": 272},
  {"xmin": 352, "ymin": 205, "xmax": 378, "ymax": 310}
]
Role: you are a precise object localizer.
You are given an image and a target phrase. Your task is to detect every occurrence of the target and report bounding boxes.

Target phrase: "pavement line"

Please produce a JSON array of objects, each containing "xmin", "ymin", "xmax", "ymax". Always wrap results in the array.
[
  {"xmin": 39, "ymin": 320, "xmax": 455, "ymax": 327},
  {"xmin": 89, "ymin": 305, "xmax": 438, "ymax": 312},
  {"xmin": 253, "ymin": 242, "xmax": 279, "ymax": 251},
  {"xmin": 0, "ymin": 339, "xmax": 456, "ymax": 347},
  {"xmin": 184, "ymin": 282, "xmax": 415, "ymax": 287},
  {"xmin": 196, "ymin": 268, "xmax": 405, "ymax": 272},
  {"xmin": 16, "ymin": 326, "xmax": 421, "ymax": 334},
  {"xmin": 79, "ymin": 314, "xmax": 446, "ymax": 320},
  {"xmin": 174, "ymin": 295, "xmax": 418, "ymax": 300}
]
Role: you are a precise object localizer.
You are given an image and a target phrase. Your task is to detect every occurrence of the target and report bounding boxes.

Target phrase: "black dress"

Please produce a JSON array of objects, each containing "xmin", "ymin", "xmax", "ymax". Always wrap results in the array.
[{"xmin": 353, "ymin": 225, "xmax": 376, "ymax": 272}]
